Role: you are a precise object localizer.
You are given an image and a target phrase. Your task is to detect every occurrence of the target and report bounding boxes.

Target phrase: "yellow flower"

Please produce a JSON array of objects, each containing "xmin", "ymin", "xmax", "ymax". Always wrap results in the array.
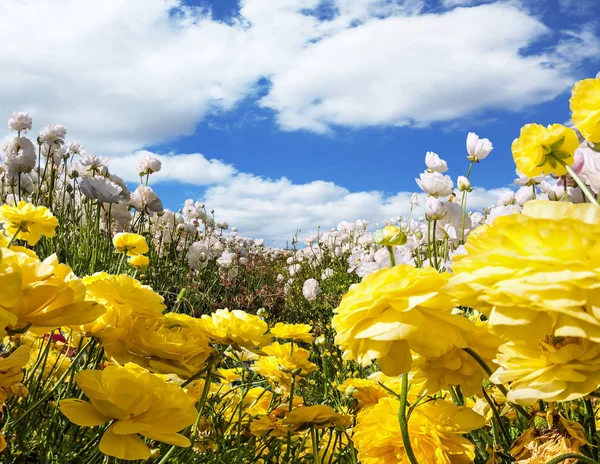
[
  {"xmin": 81, "ymin": 273, "xmax": 165, "ymax": 344},
  {"xmin": 112, "ymin": 232, "xmax": 149, "ymax": 256},
  {"xmin": 0, "ymin": 248, "xmax": 105, "ymax": 336},
  {"xmin": 411, "ymin": 318, "xmax": 502, "ymax": 396},
  {"xmin": 570, "ymin": 76, "xmax": 600, "ymax": 143},
  {"xmin": 511, "ymin": 123, "xmax": 578, "ymax": 177},
  {"xmin": 127, "ymin": 254, "xmax": 149, "ymax": 270},
  {"xmin": 199, "ymin": 308, "xmax": 271, "ymax": 350},
  {"xmin": 0, "ymin": 345, "xmax": 30, "ymax": 405},
  {"xmin": 353, "ymin": 397, "xmax": 484, "ymax": 464},
  {"xmin": 59, "ymin": 363, "xmax": 197, "ymax": 461},
  {"xmin": 332, "ymin": 265, "xmax": 473, "ymax": 376},
  {"xmin": 28, "ymin": 344, "xmax": 72, "ymax": 383},
  {"xmin": 449, "ymin": 200, "xmax": 600, "ymax": 341},
  {"xmin": 283, "ymin": 405, "xmax": 352, "ymax": 430},
  {"xmin": 337, "ymin": 378, "xmax": 391, "ymax": 410},
  {"xmin": 252, "ymin": 342, "xmax": 317, "ymax": 393},
  {"xmin": 490, "ymin": 336, "xmax": 600, "ymax": 405},
  {"xmin": 270, "ymin": 322, "xmax": 314, "ymax": 343},
  {"xmin": 104, "ymin": 313, "xmax": 213, "ymax": 378},
  {"xmin": 0, "ymin": 201, "xmax": 58, "ymax": 245}
]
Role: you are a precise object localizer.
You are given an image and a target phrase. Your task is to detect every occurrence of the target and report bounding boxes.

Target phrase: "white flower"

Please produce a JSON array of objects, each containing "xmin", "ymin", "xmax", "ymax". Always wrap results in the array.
[
  {"xmin": 216, "ymin": 221, "xmax": 229, "ymax": 230},
  {"xmin": 8, "ymin": 112, "xmax": 32, "ymax": 133},
  {"xmin": 108, "ymin": 174, "xmax": 131, "ymax": 201},
  {"xmin": 78, "ymin": 153, "xmax": 110, "ymax": 176},
  {"xmin": 2, "ymin": 137, "xmax": 36, "ymax": 175},
  {"xmin": 254, "ymin": 238, "xmax": 264, "ymax": 246},
  {"xmin": 514, "ymin": 169, "xmax": 545, "ymax": 186},
  {"xmin": 79, "ymin": 177, "xmax": 123, "ymax": 203},
  {"xmin": 425, "ymin": 151, "xmax": 448, "ymax": 173},
  {"xmin": 217, "ymin": 250, "xmax": 236, "ymax": 268},
  {"xmin": 578, "ymin": 144, "xmax": 600, "ymax": 194},
  {"xmin": 466, "ymin": 132, "xmax": 493, "ymax": 161},
  {"xmin": 547, "ymin": 185, "xmax": 566, "ymax": 202},
  {"xmin": 138, "ymin": 153, "xmax": 162, "ymax": 175},
  {"xmin": 486, "ymin": 204, "xmax": 521, "ymax": 224},
  {"xmin": 302, "ymin": 278, "xmax": 320, "ymax": 302},
  {"xmin": 187, "ymin": 242, "xmax": 209, "ymax": 270},
  {"xmin": 424, "ymin": 196, "xmax": 447, "ymax": 220},
  {"xmin": 470, "ymin": 212, "xmax": 484, "ymax": 226},
  {"xmin": 289, "ymin": 264, "xmax": 300, "ymax": 277},
  {"xmin": 457, "ymin": 176, "xmax": 471, "ymax": 192},
  {"xmin": 409, "ymin": 192, "xmax": 420, "ymax": 207},
  {"xmin": 514, "ymin": 186, "xmax": 535, "ymax": 206},
  {"xmin": 130, "ymin": 185, "xmax": 163, "ymax": 213},
  {"xmin": 39, "ymin": 124, "xmax": 67, "ymax": 146},
  {"xmin": 439, "ymin": 201, "xmax": 470, "ymax": 232},
  {"xmin": 498, "ymin": 191, "xmax": 515, "ymax": 206},
  {"xmin": 321, "ymin": 268, "xmax": 334, "ymax": 280},
  {"xmin": 415, "ymin": 171, "xmax": 453, "ymax": 197}
]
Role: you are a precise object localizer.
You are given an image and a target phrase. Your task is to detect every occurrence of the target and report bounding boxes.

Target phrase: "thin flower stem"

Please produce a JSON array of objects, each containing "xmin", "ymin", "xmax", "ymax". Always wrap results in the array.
[
  {"xmin": 545, "ymin": 453, "xmax": 597, "ymax": 464},
  {"xmin": 397, "ymin": 374, "xmax": 419, "ymax": 464},
  {"xmin": 386, "ymin": 245, "xmax": 396, "ymax": 267},
  {"xmin": 462, "ymin": 347, "xmax": 531, "ymax": 420},
  {"xmin": 312, "ymin": 427, "xmax": 321, "ymax": 464},
  {"xmin": 6, "ymin": 224, "xmax": 23, "ymax": 248},
  {"xmin": 550, "ymin": 154, "xmax": 598, "ymax": 204},
  {"xmin": 432, "ymin": 220, "xmax": 439, "ymax": 269},
  {"xmin": 481, "ymin": 386, "xmax": 511, "ymax": 448}
]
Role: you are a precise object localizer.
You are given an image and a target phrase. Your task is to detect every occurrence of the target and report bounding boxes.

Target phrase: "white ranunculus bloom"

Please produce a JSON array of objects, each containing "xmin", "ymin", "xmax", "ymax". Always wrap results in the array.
[
  {"xmin": 409, "ymin": 192, "xmax": 420, "ymax": 206},
  {"xmin": 138, "ymin": 153, "xmax": 162, "ymax": 174},
  {"xmin": 466, "ymin": 132, "xmax": 493, "ymax": 161},
  {"xmin": 302, "ymin": 278, "xmax": 320, "ymax": 302},
  {"xmin": 321, "ymin": 268, "xmax": 334, "ymax": 280},
  {"xmin": 39, "ymin": 124, "xmax": 67, "ymax": 146},
  {"xmin": 425, "ymin": 151, "xmax": 448, "ymax": 173},
  {"xmin": 424, "ymin": 196, "xmax": 447, "ymax": 220},
  {"xmin": 79, "ymin": 177, "xmax": 123, "ymax": 203},
  {"xmin": 129, "ymin": 185, "xmax": 163, "ymax": 213},
  {"xmin": 2, "ymin": 137, "xmax": 36, "ymax": 175},
  {"xmin": 578, "ymin": 144, "xmax": 600, "ymax": 194},
  {"xmin": 78, "ymin": 153, "xmax": 111, "ymax": 176},
  {"xmin": 415, "ymin": 171, "xmax": 453, "ymax": 197},
  {"xmin": 515, "ymin": 186, "xmax": 535, "ymax": 206},
  {"xmin": 187, "ymin": 242, "xmax": 209, "ymax": 270},
  {"xmin": 217, "ymin": 250, "xmax": 236, "ymax": 268},
  {"xmin": 486, "ymin": 204, "xmax": 521, "ymax": 224},
  {"xmin": 498, "ymin": 191, "xmax": 515, "ymax": 206},
  {"xmin": 8, "ymin": 111, "xmax": 32, "ymax": 133},
  {"xmin": 514, "ymin": 169, "xmax": 545, "ymax": 186},
  {"xmin": 108, "ymin": 174, "xmax": 131, "ymax": 201}
]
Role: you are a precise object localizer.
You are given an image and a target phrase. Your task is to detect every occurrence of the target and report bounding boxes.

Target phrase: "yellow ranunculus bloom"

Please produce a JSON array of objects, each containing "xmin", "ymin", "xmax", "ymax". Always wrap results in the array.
[
  {"xmin": 270, "ymin": 322, "xmax": 314, "ymax": 343},
  {"xmin": 0, "ymin": 345, "xmax": 30, "ymax": 405},
  {"xmin": 490, "ymin": 336, "xmax": 600, "ymax": 405},
  {"xmin": 0, "ymin": 248, "xmax": 105, "ymax": 336},
  {"xmin": 104, "ymin": 312, "xmax": 213, "ymax": 378},
  {"xmin": 571, "ymin": 76, "xmax": 600, "ymax": 143},
  {"xmin": 353, "ymin": 397, "xmax": 484, "ymax": 464},
  {"xmin": 252, "ymin": 342, "xmax": 317, "ymax": 393},
  {"xmin": 0, "ymin": 201, "xmax": 58, "ymax": 246},
  {"xmin": 127, "ymin": 254, "xmax": 149, "ymax": 270},
  {"xmin": 283, "ymin": 405, "xmax": 352, "ymax": 430},
  {"xmin": 332, "ymin": 265, "xmax": 473, "ymax": 376},
  {"xmin": 112, "ymin": 232, "xmax": 149, "ymax": 256},
  {"xmin": 448, "ymin": 200, "xmax": 600, "ymax": 341},
  {"xmin": 81, "ymin": 273, "xmax": 165, "ymax": 344},
  {"xmin": 59, "ymin": 363, "xmax": 197, "ymax": 461},
  {"xmin": 200, "ymin": 308, "xmax": 271, "ymax": 350},
  {"xmin": 511, "ymin": 123, "xmax": 578, "ymax": 177}
]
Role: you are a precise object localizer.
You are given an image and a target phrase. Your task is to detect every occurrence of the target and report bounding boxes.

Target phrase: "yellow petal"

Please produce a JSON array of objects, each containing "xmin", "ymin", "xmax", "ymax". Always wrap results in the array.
[
  {"xmin": 141, "ymin": 431, "xmax": 191, "ymax": 448},
  {"xmin": 59, "ymin": 399, "xmax": 111, "ymax": 426},
  {"xmin": 99, "ymin": 424, "xmax": 151, "ymax": 461}
]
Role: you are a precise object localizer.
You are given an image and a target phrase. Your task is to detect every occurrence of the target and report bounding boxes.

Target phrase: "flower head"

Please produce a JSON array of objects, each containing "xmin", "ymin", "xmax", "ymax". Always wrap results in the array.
[
  {"xmin": 59, "ymin": 363, "xmax": 197, "ymax": 461},
  {"xmin": 570, "ymin": 75, "xmax": 600, "ymax": 144},
  {"xmin": 466, "ymin": 132, "xmax": 493, "ymax": 161},
  {"xmin": 79, "ymin": 177, "xmax": 122, "ymax": 204},
  {"xmin": 332, "ymin": 265, "xmax": 473, "ymax": 376},
  {"xmin": 511, "ymin": 124, "xmax": 578, "ymax": 177},
  {"xmin": 415, "ymin": 171, "xmax": 453, "ymax": 197},
  {"xmin": 200, "ymin": 308, "xmax": 271, "ymax": 350},
  {"xmin": 8, "ymin": 112, "xmax": 32, "ymax": 133},
  {"xmin": 0, "ymin": 201, "xmax": 58, "ymax": 245},
  {"xmin": 425, "ymin": 151, "xmax": 448, "ymax": 173},
  {"xmin": 128, "ymin": 255, "xmax": 149, "ymax": 270},
  {"xmin": 112, "ymin": 233, "xmax": 149, "ymax": 256},
  {"xmin": 283, "ymin": 405, "xmax": 352, "ymax": 431},
  {"xmin": 270, "ymin": 323, "xmax": 314, "ymax": 343},
  {"xmin": 138, "ymin": 153, "xmax": 162, "ymax": 175}
]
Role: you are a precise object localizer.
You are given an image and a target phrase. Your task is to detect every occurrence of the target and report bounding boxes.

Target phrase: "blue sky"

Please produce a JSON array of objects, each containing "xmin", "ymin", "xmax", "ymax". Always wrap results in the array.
[{"xmin": 1, "ymin": 0, "xmax": 599, "ymax": 242}]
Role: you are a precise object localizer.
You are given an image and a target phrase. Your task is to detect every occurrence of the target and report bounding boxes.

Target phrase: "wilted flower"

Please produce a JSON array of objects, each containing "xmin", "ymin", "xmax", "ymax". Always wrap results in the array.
[{"xmin": 466, "ymin": 132, "xmax": 493, "ymax": 161}]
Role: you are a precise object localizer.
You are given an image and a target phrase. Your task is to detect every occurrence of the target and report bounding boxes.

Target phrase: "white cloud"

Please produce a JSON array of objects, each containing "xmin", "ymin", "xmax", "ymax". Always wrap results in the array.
[
  {"xmin": 200, "ymin": 171, "xmax": 510, "ymax": 243},
  {"xmin": 109, "ymin": 150, "xmax": 237, "ymax": 185},
  {"xmin": 0, "ymin": 0, "xmax": 596, "ymax": 153}
]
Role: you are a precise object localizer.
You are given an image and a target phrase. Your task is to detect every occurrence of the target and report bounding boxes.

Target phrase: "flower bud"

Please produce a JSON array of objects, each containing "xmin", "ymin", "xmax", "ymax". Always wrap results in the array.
[
  {"xmin": 457, "ymin": 176, "xmax": 472, "ymax": 192},
  {"xmin": 373, "ymin": 225, "xmax": 407, "ymax": 246}
]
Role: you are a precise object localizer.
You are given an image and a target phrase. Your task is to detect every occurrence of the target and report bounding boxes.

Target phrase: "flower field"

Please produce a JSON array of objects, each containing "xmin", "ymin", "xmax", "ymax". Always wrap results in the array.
[{"xmin": 0, "ymin": 74, "xmax": 600, "ymax": 464}]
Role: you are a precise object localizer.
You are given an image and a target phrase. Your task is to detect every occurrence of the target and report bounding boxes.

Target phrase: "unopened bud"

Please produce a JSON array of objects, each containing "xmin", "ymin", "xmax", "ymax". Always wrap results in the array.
[
  {"xmin": 373, "ymin": 225, "xmax": 407, "ymax": 247},
  {"xmin": 457, "ymin": 176, "xmax": 472, "ymax": 192}
]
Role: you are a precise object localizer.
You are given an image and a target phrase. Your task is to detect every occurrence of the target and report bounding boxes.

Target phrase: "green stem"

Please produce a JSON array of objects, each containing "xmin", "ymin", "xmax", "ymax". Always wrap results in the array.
[
  {"xmin": 397, "ymin": 374, "xmax": 418, "ymax": 464},
  {"xmin": 545, "ymin": 454, "xmax": 597, "ymax": 464},
  {"xmin": 312, "ymin": 427, "xmax": 321, "ymax": 464},
  {"xmin": 386, "ymin": 245, "xmax": 396, "ymax": 267},
  {"xmin": 550, "ymin": 154, "xmax": 598, "ymax": 204},
  {"xmin": 462, "ymin": 347, "xmax": 531, "ymax": 420},
  {"xmin": 6, "ymin": 224, "xmax": 24, "ymax": 248},
  {"xmin": 584, "ymin": 398, "xmax": 598, "ymax": 462},
  {"xmin": 432, "ymin": 220, "xmax": 438, "ymax": 269},
  {"xmin": 481, "ymin": 386, "xmax": 511, "ymax": 448}
]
